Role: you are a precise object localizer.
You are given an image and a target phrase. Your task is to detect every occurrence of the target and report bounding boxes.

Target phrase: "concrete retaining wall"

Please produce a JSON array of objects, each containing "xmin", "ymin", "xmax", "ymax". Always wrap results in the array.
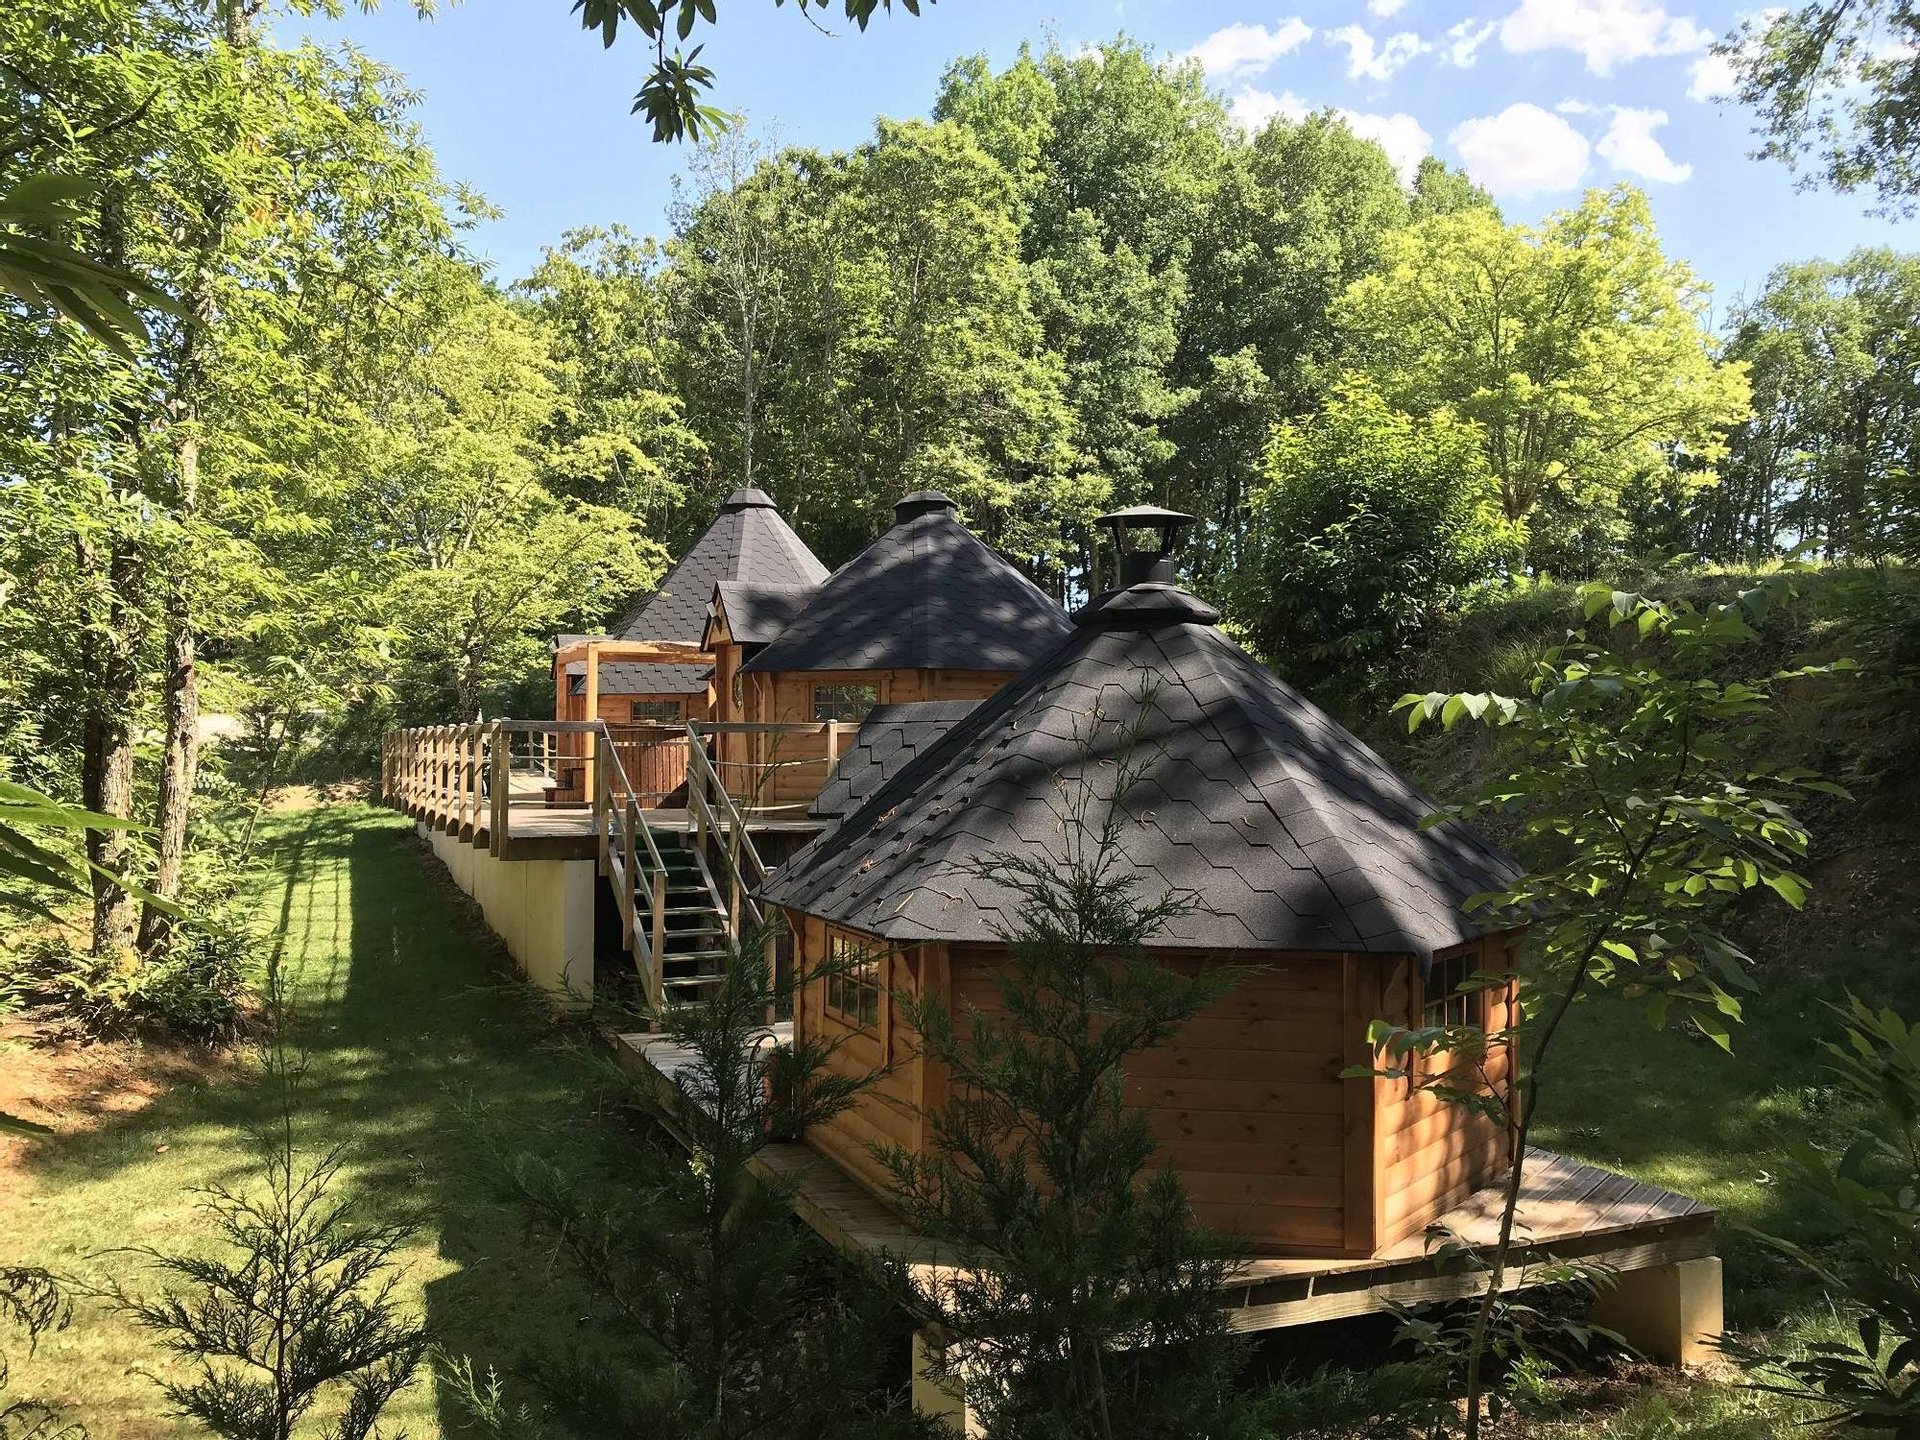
[{"xmin": 417, "ymin": 824, "xmax": 595, "ymax": 1009}]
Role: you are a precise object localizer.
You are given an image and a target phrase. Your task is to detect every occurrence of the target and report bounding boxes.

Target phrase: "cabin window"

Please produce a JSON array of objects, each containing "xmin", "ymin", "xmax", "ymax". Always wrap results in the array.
[
  {"xmin": 824, "ymin": 930, "xmax": 882, "ymax": 1029},
  {"xmin": 1423, "ymin": 951, "xmax": 1479, "ymax": 1030},
  {"xmin": 628, "ymin": 700, "xmax": 681, "ymax": 723},
  {"xmin": 813, "ymin": 683, "xmax": 877, "ymax": 724}
]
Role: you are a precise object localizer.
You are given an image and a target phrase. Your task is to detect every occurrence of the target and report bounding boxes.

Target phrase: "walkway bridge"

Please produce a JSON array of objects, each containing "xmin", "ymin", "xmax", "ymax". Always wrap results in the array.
[{"xmin": 381, "ymin": 719, "xmax": 854, "ymax": 1010}]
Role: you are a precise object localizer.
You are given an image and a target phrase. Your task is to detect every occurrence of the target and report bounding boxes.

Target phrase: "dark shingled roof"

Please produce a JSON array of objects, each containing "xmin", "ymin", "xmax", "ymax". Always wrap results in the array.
[
  {"xmin": 740, "ymin": 492, "xmax": 1071, "ymax": 675},
  {"xmin": 611, "ymin": 489, "xmax": 828, "ymax": 646},
  {"xmin": 810, "ymin": 701, "xmax": 981, "ymax": 821},
  {"xmin": 760, "ymin": 583, "xmax": 1521, "ymax": 956},
  {"xmin": 708, "ymin": 581, "xmax": 820, "ymax": 648},
  {"xmin": 567, "ymin": 662, "xmax": 714, "ymax": 697}
]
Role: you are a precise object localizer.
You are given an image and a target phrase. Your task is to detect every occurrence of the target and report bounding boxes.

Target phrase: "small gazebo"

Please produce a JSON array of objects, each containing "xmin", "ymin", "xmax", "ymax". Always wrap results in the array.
[{"xmin": 759, "ymin": 509, "xmax": 1524, "ymax": 1258}]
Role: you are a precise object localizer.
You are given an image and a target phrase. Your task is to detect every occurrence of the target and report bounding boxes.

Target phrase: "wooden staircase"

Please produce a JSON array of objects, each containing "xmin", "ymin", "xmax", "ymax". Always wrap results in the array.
[
  {"xmin": 591, "ymin": 723, "xmax": 775, "ymax": 1019},
  {"xmin": 652, "ymin": 832, "xmax": 732, "ymax": 1005}
]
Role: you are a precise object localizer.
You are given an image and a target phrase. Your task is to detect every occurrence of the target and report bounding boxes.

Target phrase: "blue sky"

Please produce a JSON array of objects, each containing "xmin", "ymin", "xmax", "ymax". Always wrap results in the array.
[{"xmin": 288, "ymin": 0, "xmax": 1910, "ymax": 320}]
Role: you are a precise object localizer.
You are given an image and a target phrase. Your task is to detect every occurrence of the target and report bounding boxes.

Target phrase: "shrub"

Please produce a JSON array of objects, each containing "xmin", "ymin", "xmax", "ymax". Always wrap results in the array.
[
  {"xmin": 1226, "ymin": 378, "xmax": 1520, "ymax": 691},
  {"xmin": 1729, "ymin": 996, "xmax": 1920, "ymax": 1430},
  {"xmin": 1, "ymin": 905, "xmax": 253, "ymax": 1042}
]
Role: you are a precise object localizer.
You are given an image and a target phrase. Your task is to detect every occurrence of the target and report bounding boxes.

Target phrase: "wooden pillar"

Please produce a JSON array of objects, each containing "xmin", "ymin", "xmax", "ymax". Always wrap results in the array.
[
  {"xmin": 911, "ymin": 1329, "xmax": 979, "ymax": 1437},
  {"xmin": 1591, "ymin": 1256, "xmax": 1724, "ymax": 1367},
  {"xmin": 583, "ymin": 643, "xmax": 601, "ymax": 803}
]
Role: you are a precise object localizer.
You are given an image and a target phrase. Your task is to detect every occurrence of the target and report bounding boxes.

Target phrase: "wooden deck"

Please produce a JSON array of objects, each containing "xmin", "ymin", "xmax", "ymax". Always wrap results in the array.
[
  {"xmin": 612, "ymin": 1028, "xmax": 1715, "ymax": 1334},
  {"xmin": 410, "ymin": 801, "xmax": 826, "ymax": 862}
]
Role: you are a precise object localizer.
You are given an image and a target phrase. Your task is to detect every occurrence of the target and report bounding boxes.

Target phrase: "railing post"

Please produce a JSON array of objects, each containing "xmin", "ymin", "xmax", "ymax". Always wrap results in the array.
[
  {"xmin": 650, "ymin": 868, "xmax": 667, "ymax": 982},
  {"xmin": 489, "ymin": 724, "xmax": 508, "ymax": 856}
]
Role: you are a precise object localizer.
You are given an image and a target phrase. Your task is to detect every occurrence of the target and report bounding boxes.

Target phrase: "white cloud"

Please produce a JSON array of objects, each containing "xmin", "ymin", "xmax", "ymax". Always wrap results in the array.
[
  {"xmin": 1450, "ymin": 102, "xmax": 1592, "ymax": 193},
  {"xmin": 1228, "ymin": 85, "xmax": 1311, "ymax": 133},
  {"xmin": 1180, "ymin": 19, "xmax": 1314, "ymax": 82},
  {"xmin": 1228, "ymin": 90, "xmax": 1432, "ymax": 182},
  {"xmin": 1556, "ymin": 97, "xmax": 1597, "ymax": 113},
  {"xmin": 1339, "ymin": 110, "xmax": 1433, "ymax": 183},
  {"xmin": 1444, "ymin": 18, "xmax": 1497, "ymax": 66},
  {"xmin": 1499, "ymin": 0, "xmax": 1713, "ymax": 75},
  {"xmin": 1328, "ymin": 25, "xmax": 1429, "ymax": 81},
  {"xmin": 1685, "ymin": 50, "xmax": 1739, "ymax": 100},
  {"xmin": 1368, "ymin": 0, "xmax": 1412, "ymax": 15},
  {"xmin": 1596, "ymin": 105, "xmax": 1693, "ymax": 181}
]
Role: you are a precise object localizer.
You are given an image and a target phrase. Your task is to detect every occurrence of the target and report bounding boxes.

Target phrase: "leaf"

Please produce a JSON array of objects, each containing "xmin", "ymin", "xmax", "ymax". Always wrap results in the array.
[{"xmin": 1763, "ymin": 871, "xmax": 1808, "ymax": 909}]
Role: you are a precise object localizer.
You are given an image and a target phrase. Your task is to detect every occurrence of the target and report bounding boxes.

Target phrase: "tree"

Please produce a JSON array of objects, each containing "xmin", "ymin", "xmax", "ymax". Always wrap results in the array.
[
  {"xmin": 447, "ymin": 936, "xmax": 928, "ymax": 1440},
  {"xmin": 938, "ymin": 41, "xmax": 1228, "ymax": 506},
  {"xmin": 1334, "ymin": 186, "xmax": 1752, "ymax": 572},
  {"xmin": 573, "ymin": 0, "xmax": 929, "ymax": 142},
  {"xmin": 1226, "ymin": 379, "xmax": 1518, "ymax": 689},
  {"xmin": 102, "ymin": 980, "xmax": 429, "ymax": 1440},
  {"xmin": 880, "ymin": 713, "xmax": 1255, "ymax": 1439},
  {"xmin": 1703, "ymin": 248, "xmax": 1920, "ymax": 561},
  {"xmin": 1726, "ymin": 1, "xmax": 1920, "ymax": 215},
  {"xmin": 1171, "ymin": 113, "xmax": 1447, "ymax": 584},
  {"xmin": 669, "ymin": 119, "xmax": 1083, "ymax": 575},
  {"xmin": 517, "ymin": 226, "xmax": 704, "ymax": 530},
  {"xmin": 1729, "ymin": 996, "xmax": 1920, "ymax": 1431},
  {"xmin": 1379, "ymin": 573, "xmax": 1848, "ymax": 1438}
]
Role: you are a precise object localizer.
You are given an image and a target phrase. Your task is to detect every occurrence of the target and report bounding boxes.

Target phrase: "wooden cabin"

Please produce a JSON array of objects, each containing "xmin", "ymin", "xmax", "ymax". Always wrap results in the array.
[
  {"xmin": 759, "ymin": 512, "xmax": 1525, "ymax": 1260},
  {"xmin": 550, "ymin": 488, "xmax": 827, "ymax": 800},
  {"xmin": 704, "ymin": 491, "xmax": 1072, "ymax": 816}
]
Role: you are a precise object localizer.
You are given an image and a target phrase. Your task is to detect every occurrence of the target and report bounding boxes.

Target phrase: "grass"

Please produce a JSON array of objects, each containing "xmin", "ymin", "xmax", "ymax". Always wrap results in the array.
[{"xmin": 2, "ymin": 803, "xmax": 629, "ymax": 1439}]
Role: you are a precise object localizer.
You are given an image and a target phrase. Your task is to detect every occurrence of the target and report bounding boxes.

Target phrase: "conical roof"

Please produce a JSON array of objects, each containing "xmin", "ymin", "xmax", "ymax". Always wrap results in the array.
[
  {"xmin": 741, "ymin": 492, "xmax": 1070, "ymax": 674},
  {"xmin": 759, "ymin": 582, "xmax": 1520, "ymax": 955},
  {"xmin": 612, "ymin": 489, "xmax": 827, "ymax": 645}
]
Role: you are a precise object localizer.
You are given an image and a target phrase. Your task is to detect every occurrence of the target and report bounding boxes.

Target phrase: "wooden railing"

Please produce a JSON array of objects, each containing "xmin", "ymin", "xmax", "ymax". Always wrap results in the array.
[
  {"xmin": 384, "ymin": 716, "xmax": 819, "ymax": 1016},
  {"xmin": 692, "ymin": 720, "xmax": 860, "ymax": 817},
  {"xmin": 594, "ymin": 731, "xmax": 670, "ymax": 1012}
]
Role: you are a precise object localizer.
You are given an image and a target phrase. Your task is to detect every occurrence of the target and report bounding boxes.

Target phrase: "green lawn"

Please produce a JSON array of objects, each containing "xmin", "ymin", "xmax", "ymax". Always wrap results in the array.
[
  {"xmin": 5, "ymin": 804, "xmax": 626, "ymax": 1439},
  {"xmin": 4, "ymin": 800, "xmax": 1905, "ymax": 1438}
]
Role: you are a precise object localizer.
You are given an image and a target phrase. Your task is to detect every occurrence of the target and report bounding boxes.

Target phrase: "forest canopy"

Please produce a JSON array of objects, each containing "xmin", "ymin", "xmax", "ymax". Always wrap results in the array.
[{"xmin": 4, "ymin": 5, "xmax": 1912, "ymax": 961}]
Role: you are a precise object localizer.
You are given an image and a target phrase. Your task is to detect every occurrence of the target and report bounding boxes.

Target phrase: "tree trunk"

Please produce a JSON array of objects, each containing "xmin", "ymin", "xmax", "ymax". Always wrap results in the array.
[
  {"xmin": 83, "ymin": 535, "xmax": 143, "ymax": 955},
  {"xmin": 142, "ymin": 0, "xmax": 253, "ymax": 948}
]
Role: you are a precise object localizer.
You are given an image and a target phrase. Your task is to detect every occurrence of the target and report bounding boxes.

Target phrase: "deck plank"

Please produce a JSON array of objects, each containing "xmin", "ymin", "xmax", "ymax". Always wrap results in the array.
[{"xmin": 609, "ymin": 1032, "xmax": 1718, "ymax": 1335}]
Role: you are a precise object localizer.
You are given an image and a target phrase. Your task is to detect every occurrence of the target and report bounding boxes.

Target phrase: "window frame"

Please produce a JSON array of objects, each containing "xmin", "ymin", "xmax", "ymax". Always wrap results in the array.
[
  {"xmin": 823, "ymin": 928, "xmax": 882, "ymax": 1031},
  {"xmin": 627, "ymin": 699, "xmax": 682, "ymax": 724},
  {"xmin": 1421, "ymin": 950, "xmax": 1480, "ymax": 1031},
  {"xmin": 812, "ymin": 682, "xmax": 878, "ymax": 724}
]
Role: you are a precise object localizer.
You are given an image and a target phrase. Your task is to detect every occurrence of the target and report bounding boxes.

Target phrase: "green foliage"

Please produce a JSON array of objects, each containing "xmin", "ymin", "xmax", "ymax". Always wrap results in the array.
[
  {"xmin": 881, "ymin": 709, "xmax": 1257, "ymax": 1440},
  {"xmin": 1728, "ymin": 1, "xmax": 1920, "ymax": 216},
  {"xmin": 1227, "ymin": 378, "xmax": 1519, "ymax": 687},
  {"xmin": 573, "ymin": 0, "xmax": 928, "ymax": 142},
  {"xmin": 1, "ymin": 878, "xmax": 253, "ymax": 1041},
  {"xmin": 0, "ymin": 1268, "xmax": 79, "ymax": 1440},
  {"xmin": 448, "ymin": 934, "xmax": 926, "ymax": 1440},
  {"xmin": 0, "ymin": 173, "xmax": 183, "ymax": 356},
  {"xmin": 1336, "ymin": 187, "xmax": 1752, "ymax": 572},
  {"xmin": 1376, "ymin": 572, "xmax": 1846, "ymax": 1437},
  {"xmin": 100, "ymin": 1006, "xmax": 429, "ymax": 1440},
  {"xmin": 1707, "ymin": 248, "xmax": 1920, "ymax": 562},
  {"xmin": 1729, "ymin": 996, "xmax": 1920, "ymax": 1430},
  {"xmin": 0, "ymin": 780, "xmax": 146, "ymax": 927}
]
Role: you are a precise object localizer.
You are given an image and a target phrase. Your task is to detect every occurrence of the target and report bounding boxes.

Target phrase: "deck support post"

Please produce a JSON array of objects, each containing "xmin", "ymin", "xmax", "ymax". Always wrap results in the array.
[
  {"xmin": 1591, "ymin": 1256, "xmax": 1724, "ymax": 1367},
  {"xmin": 911, "ymin": 1329, "xmax": 979, "ymax": 1437}
]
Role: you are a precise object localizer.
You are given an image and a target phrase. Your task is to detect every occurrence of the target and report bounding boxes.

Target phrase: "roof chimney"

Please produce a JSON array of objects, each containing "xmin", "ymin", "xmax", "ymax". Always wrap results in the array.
[
  {"xmin": 721, "ymin": 487, "xmax": 777, "ymax": 512},
  {"xmin": 1097, "ymin": 504, "xmax": 1195, "ymax": 587},
  {"xmin": 894, "ymin": 490, "xmax": 959, "ymax": 523}
]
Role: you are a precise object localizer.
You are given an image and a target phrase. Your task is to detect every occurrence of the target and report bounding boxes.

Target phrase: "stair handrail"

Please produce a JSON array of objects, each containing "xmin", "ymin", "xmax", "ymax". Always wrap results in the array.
[
  {"xmin": 681, "ymin": 729, "xmax": 768, "ymax": 942},
  {"xmin": 593, "ymin": 721, "xmax": 668, "ymax": 1011}
]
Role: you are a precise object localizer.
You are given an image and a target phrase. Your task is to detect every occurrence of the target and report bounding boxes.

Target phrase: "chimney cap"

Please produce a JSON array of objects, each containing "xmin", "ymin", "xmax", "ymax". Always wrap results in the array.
[
  {"xmin": 1096, "ymin": 504, "xmax": 1197, "ymax": 528},
  {"xmin": 894, "ymin": 490, "xmax": 959, "ymax": 522},
  {"xmin": 721, "ymin": 487, "xmax": 778, "ymax": 511}
]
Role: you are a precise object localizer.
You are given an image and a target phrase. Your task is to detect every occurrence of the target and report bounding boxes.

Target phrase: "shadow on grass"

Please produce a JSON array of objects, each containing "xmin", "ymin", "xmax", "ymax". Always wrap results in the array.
[{"xmin": 20, "ymin": 804, "xmax": 632, "ymax": 1437}]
